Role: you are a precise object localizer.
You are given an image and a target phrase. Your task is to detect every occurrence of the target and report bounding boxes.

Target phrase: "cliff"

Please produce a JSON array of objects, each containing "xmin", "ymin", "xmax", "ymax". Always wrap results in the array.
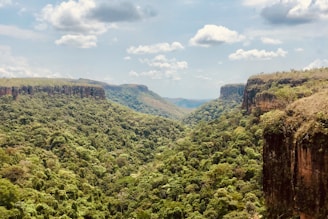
[
  {"xmin": 219, "ymin": 84, "xmax": 245, "ymax": 100},
  {"xmin": 243, "ymin": 68, "xmax": 328, "ymax": 218},
  {"xmin": 262, "ymin": 91, "xmax": 328, "ymax": 218},
  {"xmin": 0, "ymin": 78, "xmax": 106, "ymax": 99},
  {"xmin": 242, "ymin": 69, "xmax": 328, "ymax": 114}
]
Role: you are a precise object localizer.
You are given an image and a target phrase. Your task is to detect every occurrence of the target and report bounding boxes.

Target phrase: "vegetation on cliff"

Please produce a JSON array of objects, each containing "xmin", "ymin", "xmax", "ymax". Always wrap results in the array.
[
  {"xmin": 255, "ymin": 68, "xmax": 328, "ymax": 219},
  {"xmin": 243, "ymin": 67, "xmax": 328, "ymax": 115}
]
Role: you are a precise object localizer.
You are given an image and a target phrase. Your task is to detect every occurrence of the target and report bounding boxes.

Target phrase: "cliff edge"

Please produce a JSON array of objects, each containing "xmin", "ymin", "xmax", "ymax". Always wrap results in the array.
[
  {"xmin": 0, "ymin": 78, "xmax": 106, "ymax": 99},
  {"xmin": 243, "ymin": 68, "xmax": 328, "ymax": 219}
]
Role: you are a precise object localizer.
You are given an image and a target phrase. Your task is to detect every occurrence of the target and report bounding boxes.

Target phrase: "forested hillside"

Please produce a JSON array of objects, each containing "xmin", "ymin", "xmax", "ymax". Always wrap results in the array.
[
  {"xmin": 103, "ymin": 84, "xmax": 187, "ymax": 119},
  {"xmin": 182, "ymin": 84, "xmax": 244, "ymax": 126},
  {"xmin": 0, "ymin": 93, "xmax": 185, "ymax": 218}
]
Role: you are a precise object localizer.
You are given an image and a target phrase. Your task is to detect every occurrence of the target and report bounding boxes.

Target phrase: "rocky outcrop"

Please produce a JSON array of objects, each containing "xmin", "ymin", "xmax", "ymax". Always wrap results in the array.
[
  {"xmin": 262, "ymin": 91, "xmax": 328, "ymax": 218},
  {"xmin": 0, "ymin": 85, "xmax": 105, "ymax": 99},
  {"xmin": 219, "ymin": 84, "xmax": 245, "ymax": 100}
]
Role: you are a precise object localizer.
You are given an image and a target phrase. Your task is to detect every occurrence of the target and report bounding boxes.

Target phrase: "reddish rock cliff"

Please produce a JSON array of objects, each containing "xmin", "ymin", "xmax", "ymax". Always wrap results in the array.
[
  {"xmin": 242, "ymin": 70, "xmax": 328, "ymax": 218},
  {"xmin": 262, "ymin": 91, "xmax": 328, "ymax": 218}
]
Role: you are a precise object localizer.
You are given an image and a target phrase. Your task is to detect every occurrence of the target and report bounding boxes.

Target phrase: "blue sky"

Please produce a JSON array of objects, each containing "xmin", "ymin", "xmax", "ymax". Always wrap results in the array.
[{"xmin": 0, "ymin": 0, "xmax": 328, "ymax": 98}]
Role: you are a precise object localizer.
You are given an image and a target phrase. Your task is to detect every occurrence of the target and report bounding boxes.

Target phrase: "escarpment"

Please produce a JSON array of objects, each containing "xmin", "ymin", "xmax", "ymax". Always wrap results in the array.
[
  {"xmin": 242, "ymin": 69, "xmax": 328, "ymax": 114},
  {"xmin": 219, "ymin": 83, "xmax": 245, "ymax": 100},
  {"xmin": 262, "ymin": 92, "xmax": 328, "ymax": 218},
  {"xmin": 0, "ymin": 78, "xmax": 106, "ymax": 99},
  {"xmin": 243, "ymin": 69, "xmax": 328, "ymax": 219}
]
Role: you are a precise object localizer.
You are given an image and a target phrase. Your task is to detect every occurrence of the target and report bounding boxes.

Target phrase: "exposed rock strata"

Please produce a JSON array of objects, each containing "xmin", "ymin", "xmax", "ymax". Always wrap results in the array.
[
  {"xmin": 0, "ymin": 85, "xmax": 105, "ymax": 99},
  {"xmin": 219, "ymin": 84, "xmax": 245, "ymax": 100},
  {"xmin": 262, "ymin": 92, "xmax": 328, "ymax": 218}
]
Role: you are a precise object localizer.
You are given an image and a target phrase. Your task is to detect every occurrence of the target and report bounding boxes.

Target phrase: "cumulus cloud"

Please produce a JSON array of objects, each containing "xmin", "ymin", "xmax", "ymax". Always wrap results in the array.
[
  {"xmin": 55, "ymin": 34, "xmax": 97, "ymax": 48},
  {"xmin": 189, "ymin": 25, "xmax": 245, "ymax": 47},
  {"xmin": 127, "ymin": 42, "xmax": 184, "ymax": 54},
  {"xmin": 261, "ymin": 37, "xmax": 282, "ymax": 44},
  {"xmin": 130, "ymin": 55, "xmax": 188, "ymax": 80},
  {"xmin": 304, "ymin": 59, "xmax": 328, "ymax": 70},
  {"xmin": 140, "ymin": 55, "xmax": 188, "ymax": 70},
  {"xmin": 90, "ymin": 1, "xmax": 156, "ymax": 22},
  {"xmin": 0, "ymin": 45, "xmax": 61, "ymax": 78},
  {"xmin": 38, "ymin": 0, "xmax": 155, "ymax": 48},
  {"xmin": 255, "ymin": 0, "xmax": 328, "ymax": 25},
  {"xmin": 229, "ymin": 48, "xmax": 287, "ymax": 60},
  {"xmin": 39, "ymin": 0, "xmax": 107, "ymax": 34}
]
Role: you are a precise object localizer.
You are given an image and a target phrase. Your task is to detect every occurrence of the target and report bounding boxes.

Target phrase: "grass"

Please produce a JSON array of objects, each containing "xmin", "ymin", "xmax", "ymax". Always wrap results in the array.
[{"xmin": 249, "ymin": 67, "xmax": 328, "ymax": 82}]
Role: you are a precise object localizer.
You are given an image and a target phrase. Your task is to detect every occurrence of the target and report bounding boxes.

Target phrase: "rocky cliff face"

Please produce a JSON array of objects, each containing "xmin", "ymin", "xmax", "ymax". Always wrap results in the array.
[
  {"xmin": 262, "ymin": 91, "xmax": 328, "ymax": 218},
  {"xmin": 242, "ymin": 74, "xmax": 315, "ymax": 115},
  {"xmin": 219, "ymin": 84, "xmax": 245, "ymax": 100},
  {"xmin": 243, "ymin": 70, "xmax": 328, "ymax": 219},
  {"xmin": 0, "ymin": 85, "xmax": 105, "ymax": 99}
]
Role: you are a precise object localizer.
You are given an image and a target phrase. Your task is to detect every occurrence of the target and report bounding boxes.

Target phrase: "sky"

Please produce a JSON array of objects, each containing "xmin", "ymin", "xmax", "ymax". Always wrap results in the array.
[{"xmin": 0, "ymin": 0, "xmax": 328, "ymax": 99}]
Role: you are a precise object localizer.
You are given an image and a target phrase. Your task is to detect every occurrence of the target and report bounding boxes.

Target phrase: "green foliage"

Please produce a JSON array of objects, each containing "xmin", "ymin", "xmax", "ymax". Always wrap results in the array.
[
  {"xmin": 0, "ymin": 85, "xmax": 264, "ymax": 218},
  {"xmin": 182, "ymin": 97, "xmax": 242, "ymax": 126},
  {"xmin": 0, "ymin": 178, "xmax": 20, "ymax": 208},
  {"xmin": 105, "ymin": 84, "xmax": 187, "ymax": 119}
]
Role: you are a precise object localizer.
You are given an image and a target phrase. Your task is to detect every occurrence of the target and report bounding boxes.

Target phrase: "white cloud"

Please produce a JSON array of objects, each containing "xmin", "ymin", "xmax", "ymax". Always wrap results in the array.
[
  {"xmin": 131, "ymin": 55, "xmax": 187, "ymax": 80},
  {"xmin": 127, "ymin": 42, "xmax": 184, "ymax": 54},
  {"xmin": 124, "ymin": 56, "xmax": 131, "ymax": 60},
  {"xmin": 37, "ymin": 0, "xmax": 156, "ymax": 48},
  {"xmin": 0, "ymin": 45, "xmax": 61, "ymax": 78},
  {"xmin": 253, "ymin": 0, "xmax": 328, "ymax": 25},
  {"xmin": 55, "ymin": 34, "xmax": 97, "ymax": 48},
  {"xmin": 261, "ymin": 37, "xmax": 282, "ymax": 44},
  {"xmin": 229, "ymin": 48, "xmax": 287, "ymax": 60},
  {"xmin": 39, "ymin": 0, "xmax": 107, "ymax": 35},
  {"xmin": 140, "ymin": 55, "xmax": 188, "ymax": 70},
  {"xmin": 0, "ymin": 25, "xmax": 44, "ymax": 40},
  {"xmin": 189, "ymin": 25, "xmax": 245, "ymax": 47},
  {"xmin": 0, "ymin": 0, "xmax": 11, "ymax": 7},
  {"xmin": 304, "ymin": 59, "xmax": 328, "ymax": 70}
]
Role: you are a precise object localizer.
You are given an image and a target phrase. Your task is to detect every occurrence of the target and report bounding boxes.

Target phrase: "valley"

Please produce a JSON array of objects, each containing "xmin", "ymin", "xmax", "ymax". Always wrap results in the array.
[{"xmin": 0, "ymin": 68, "xmax": 328, "ymax": 218}]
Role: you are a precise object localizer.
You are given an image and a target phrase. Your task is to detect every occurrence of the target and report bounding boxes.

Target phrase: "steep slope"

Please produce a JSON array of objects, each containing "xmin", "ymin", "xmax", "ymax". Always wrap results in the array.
[
  {"xmin": 104, "ymin": 84, "xmax": 187, "ymax": 119},
  {"xmin": 243, "ymin": 68, "xmax": 328, "ymax": 218},
  {"xmin": 182, "ymin": 84, "xmax": 245, "ymax": 125},
  {"xmin": 262, "ymin": 92, "xmax": 328, "ymax": 219}
]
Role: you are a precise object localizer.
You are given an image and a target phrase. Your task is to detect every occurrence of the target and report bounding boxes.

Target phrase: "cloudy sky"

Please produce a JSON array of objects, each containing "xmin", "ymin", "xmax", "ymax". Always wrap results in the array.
[{"xmin": 1, "ymin": 0, "xmax": 328, "ymax": 98}]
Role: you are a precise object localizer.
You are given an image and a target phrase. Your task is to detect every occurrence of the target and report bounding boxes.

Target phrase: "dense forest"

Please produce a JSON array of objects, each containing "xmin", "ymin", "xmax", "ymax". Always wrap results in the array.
[{"xmin": 1, "ymin": 68, "xmax": 328, "ymax": 218}]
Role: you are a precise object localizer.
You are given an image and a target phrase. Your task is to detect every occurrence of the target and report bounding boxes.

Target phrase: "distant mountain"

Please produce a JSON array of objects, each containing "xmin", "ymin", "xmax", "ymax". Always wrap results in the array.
[
  {"xmin": 103, "ymin": 84, "xmax": 187, "ymax": 119},
  {"xmin": 182, "ymin": 84, "xmax": 245, "ymax": 125},
  {"xmin": 164, "ymin": 98, "xmax": 212, "ymax": 109},
  {"xmin": 74, "ymin": 79, "xmax": 188, "ymax": 119}
]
